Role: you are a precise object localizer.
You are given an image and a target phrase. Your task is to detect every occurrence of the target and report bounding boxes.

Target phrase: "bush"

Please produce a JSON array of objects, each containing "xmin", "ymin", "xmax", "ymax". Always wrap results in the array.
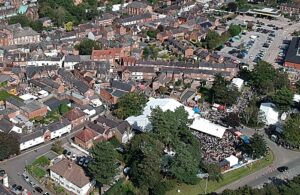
[
  {"xmin": 33, "ymin": 156, "xmax": 50, "ymax": 167},
  {"xmin": 51, "ymin": 141, "xmax": 64, "ymax": 154}
]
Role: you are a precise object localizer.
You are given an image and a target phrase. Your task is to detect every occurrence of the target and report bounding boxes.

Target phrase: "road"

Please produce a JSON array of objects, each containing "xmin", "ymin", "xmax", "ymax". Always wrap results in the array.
[
  {"xmin": 0, "ymin": 129, "xmax": 82, "ymax": 194},
  {"xmin": 216, "ymin": 127, "xmax": 300, "ymax": 193}
]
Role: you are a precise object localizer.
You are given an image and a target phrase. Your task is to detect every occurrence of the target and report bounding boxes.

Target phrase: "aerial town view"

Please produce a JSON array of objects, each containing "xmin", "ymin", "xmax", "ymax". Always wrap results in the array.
[{"xmin": 0, "ymin": 0, "xmax": 300, "ymax": 194}]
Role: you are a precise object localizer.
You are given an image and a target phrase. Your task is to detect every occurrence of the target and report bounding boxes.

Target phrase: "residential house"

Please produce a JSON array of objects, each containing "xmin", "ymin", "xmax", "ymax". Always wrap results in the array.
[
  {"xmin": 121, "ymin": 66, "xmax": 155, "ymax": 81},
  {"xmin": 45, "ymin": 118, "xmax": 72, "ymax": 140},
  {"xmin": 118, "ymin": 13, "xmax": 154, "ymax": 26},
  {"xmin": 95, "ymin": 13, "xmax": 115, "ymax": 26},
  {"xmin": 20, "ymin": 100, "xmax": 48, "ymax": 120},
  {"xmin": 50, "ymin": 158, "xmax": 95, "ymax": 195},
  {"xmin": 74, "ymin": 128, "xmax": 99, "ymax": 149},
  {"xmin": 0, "ymin": 118, "xmax": 22, "ymax": 134},
  {"xmin": 63, "ymin": 55, "xmax": 81, "ymax": 70},
  {"xmin": 64, "ymin": 108, "xmax": 87, "ymax": 128},
  {"xmin": 124, "ymin": 1, "xmax": 152, "ymax": 15},
  {"xmin": 19, "ymin": 130, "xmax": 45, "ymax": 151}
]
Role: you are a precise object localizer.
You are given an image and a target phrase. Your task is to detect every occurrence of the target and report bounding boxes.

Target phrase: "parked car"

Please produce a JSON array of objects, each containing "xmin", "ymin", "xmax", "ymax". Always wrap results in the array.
[
  {"xmin": 43, "ymin": 192, "xmax": 50, "ymax": 195},
  {"xmin": 0, "ymin": 170, "xmax": 5, "ymax": 176},
  {"xmin": 71, "ymin": 154, "xmax": 77, "ymax": 161},
  {"xmin": 277, "ymin": 166, "xmax": 288, "ymax": 172},
  {"xmin": 78, "ymin": 157, "xmax": 85, "ymax": 166},
  {"xmin": 35, "ymin": 187, "xmax": 43, "ymax": 193}
]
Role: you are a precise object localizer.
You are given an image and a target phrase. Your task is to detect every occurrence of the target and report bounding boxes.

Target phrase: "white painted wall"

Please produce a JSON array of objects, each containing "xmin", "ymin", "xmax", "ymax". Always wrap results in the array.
[
  {"xmin": 50, "ymin": 171, "xmax": 94, "ymax": 195},
  {"xmin": 20, "ymin": 136, "xmax": 44, "ymax": 151},
  {"xmin": 50, "ymin": 124, "xmax": 71, "ymax": 139}
]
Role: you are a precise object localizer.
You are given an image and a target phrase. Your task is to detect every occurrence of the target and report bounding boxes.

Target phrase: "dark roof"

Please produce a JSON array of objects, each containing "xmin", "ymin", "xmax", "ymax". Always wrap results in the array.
[
  {"xmin": 111, "ymin": 80, "xmax": 132, "ymax": 92},
  {"xmin": 285, "ymin": 37, "xmax": 300, "ymax": 64},
  {"xmin": 127, "ymin": 1, "xmax": 148, "ymax": 9},
  {"xmin": 112, "ymin": 89, "xmax": 127, "ymax": 97},
  {"xmin": 180, "ymin": 90, "xmax": 195, "ymax": 102},
  {"xmin": 48, "ymin": 118, "xmax": 71, "ymax": 132},
  {"xmin": 96, "ymin": 116, "xmax": 118, "ymax": 128},
  {"xmin": 20, "ymin": 130, "xmax": 44, "ymax": 143},
  {"xmin": 115, "ymin": 121, "xmax": 130, "ymax": 134},
  {"xmin": 65, "ymin": 55, "xmax": 81, "ymax": 62},
  {"xmin": 44, "ymin": 97, "xmax": 70, "ymax": 111},
  {"xmin": 6, "ymin": 97, "xmax": 25, "ymax": 108},
  {"xmin": 87, "ymin": 122, "xmax": 106, "ymax": 134},
  {"xmin": 0, "ymin": 118, "xmax": 13, "ymax": 133}
]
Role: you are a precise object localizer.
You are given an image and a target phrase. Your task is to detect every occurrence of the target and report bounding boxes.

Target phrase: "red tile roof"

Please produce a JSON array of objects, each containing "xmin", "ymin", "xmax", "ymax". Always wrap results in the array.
[
  {"xmin": 75, "ymin": 128, "xmax": 98, "ymax": 142},
  {"xmin": 64, "ymin": 108, "xmax": 86, "ymax": 121}
]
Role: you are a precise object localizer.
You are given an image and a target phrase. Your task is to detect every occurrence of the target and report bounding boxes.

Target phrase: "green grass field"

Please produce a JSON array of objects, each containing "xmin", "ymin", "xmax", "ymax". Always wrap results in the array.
[{"xmin": 167, "ymin": 151, "xmax": 274, "ymax": 195}]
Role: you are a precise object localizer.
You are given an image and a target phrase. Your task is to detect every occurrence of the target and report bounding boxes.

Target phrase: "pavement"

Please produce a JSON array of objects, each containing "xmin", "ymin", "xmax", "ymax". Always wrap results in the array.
[
  {"xmin": 0, "ymin": 127, "xmax": 83, "ymax": 195},
  {"xmin": 216, "ymin": 127, "xmax": 300, "ymax": 193}
]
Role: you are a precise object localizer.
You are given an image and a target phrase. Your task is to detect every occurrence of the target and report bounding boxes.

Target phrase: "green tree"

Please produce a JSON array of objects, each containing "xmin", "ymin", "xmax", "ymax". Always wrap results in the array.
[
  {"xmin": 88, "ymin": 142, "xmax": 118, "ymax": 185},
  {"xmin": 0, "ymin": 132, "xmax": 20, "ymax": 160},
  {"xmin": 75, "ymin": 38, "xmax": 101, "ymax": 55},
  {"xmin": 58, "ymin": 103, "xmax": 70, "ymax": 115},
  {"xmin": 250, "ymin": 133, "xmax": 267, "ymax": 159},
  {"xmin": 241, "ymin": 97, "xmax": 265, "ymax": 127},
  {"xmin": 115, "ymin": 92, "xmax": 147, "ymax": 119},
  {"xmin": 228, "ymin": 24, "xmax": 241, "ymax": 37},
  {"xmin": 204, "ymin": 163, "xmax": 223, "ymax": 182},
  {"xmin": 283, "ymin": 114, "xmax": 300, "ymax": 147},
  {"xmin": 146, "ymin": 30, "xmax": 158, "ymax": 39},
  {"xmin": 211, "ymin": 74, "xmax": 240, "ymax": 105},
  {"xmin": 51, "ymin": 140, "xmax": 64, "ymax": 154},
  {"xmin": 227, "ymin": 2, "xmax": 237, "ymax": 12},
  {"xmin": 250, "ymin": 61, "xmax": 276, "ymax": 95},
  {"xmin": 271, "ymin": 87, "xmax": 293, "ymax": 112}
]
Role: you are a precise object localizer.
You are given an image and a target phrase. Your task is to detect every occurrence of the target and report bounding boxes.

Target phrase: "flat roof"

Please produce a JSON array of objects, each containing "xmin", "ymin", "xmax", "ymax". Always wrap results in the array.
[
  {"xmin": 19, "ymin": 94, "xmax": 38, "ymax": 101},
  {"xmin": 189, "ymin": 117, "xmax": 227, "ymax": 138}
]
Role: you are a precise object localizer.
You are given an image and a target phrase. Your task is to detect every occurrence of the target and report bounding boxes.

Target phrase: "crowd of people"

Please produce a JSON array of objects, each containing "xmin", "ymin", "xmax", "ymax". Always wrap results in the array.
[{"xmin": 193, "ymin": 130, "xmax": 239, "ymax": 163}]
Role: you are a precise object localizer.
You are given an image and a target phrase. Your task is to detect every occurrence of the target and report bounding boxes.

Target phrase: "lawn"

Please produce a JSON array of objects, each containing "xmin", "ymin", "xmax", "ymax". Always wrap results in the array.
[
  {"xmin": 166, "ymin": 151, "xmax": 274, "ymax": 195},
  {"xmin": 27, "ymin": 165, "xmax": 47, "ymax": 179},
  {"xmin": 32, "ymin": 156, "xmax": 50, "ymax": 167},
  {"xmin": 0, "ymin": 90, "xmax": 15, "ymax": 101}
]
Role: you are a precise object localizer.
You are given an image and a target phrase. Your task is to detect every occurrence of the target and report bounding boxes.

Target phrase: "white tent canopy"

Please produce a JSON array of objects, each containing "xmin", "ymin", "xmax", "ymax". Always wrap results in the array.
[
  {"xmin": 260, "ymin": 103, "xmax": 279, "ymax": 125},
  {"xmin": 225, "ymin": 155, "xmax": 239, "ymax": 167},
  {"xmin": 231, "ymin": 78, "xmax": 244, "ymax": 91},
  {"xmin": 189, "ymin": 117, "xmax": 227, "ymax": 138}
]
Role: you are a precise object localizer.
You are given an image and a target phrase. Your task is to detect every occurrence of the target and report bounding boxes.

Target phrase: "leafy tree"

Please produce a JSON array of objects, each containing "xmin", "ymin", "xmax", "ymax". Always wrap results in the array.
[
  {"xmin": 58, "ymin": 103, "xmax": 70, "ymax": 115},
  {"xmin": 250, "ymin": 133, "xmax": 267, "ymax": 159},
  {"xmin": 75, "ymin": 38, "xmax": 101, "ymax": 55},
  {"xmin": 169, "ymin": 143, "xmax": 199, "ymax": 184},
  {"xmin": 241, "ymin": 97, "xmax": 265, "ymax": 127},
  {"xmin": 250, "ymin": 61, "xmax": 276, "ymax": 94},
  {"xmin": 114, "ymin": 92, "xmax": 147, "ymax": 120},
  {"xmin": 202, "ymin": 30, "xmax": 229, "ymax": 49},
  {"xmin": 8, "ymin": 15, "xmax": 43, "ymax": 32},
  {"xmin": 271, "ymin": 87, "xmax": 293, "ymax": 112},
  {"xmin": 227, "ymin": 2, "xmax": 237, "ymax": 12},
  {"xmin": 51, "ymin": 140, "xmax": 64, "ymax": 154},
  {"xmin": 88, "ymin": 142, "xmax": 118, "ymax": 185},
  {"xmin": 126, "ymin": 134, "xmax": 164, "ymax": 193},
  {"xmin": 228, "ymin": 24, "xmax": 241, "ymax": 37},
  {"xmin": 204, "ymin": 163, "xmax": 223, "ymax": 182},
  {"xmin": 146, "ymin": 30, "xmax": 158, "ymax": 39},
  {"xmin": 157, "ymin": 86, "xmax": 168, "ymax": 95},
  {"xmin": 64, "ymin": 21, "xmax": 73, "ymax": 31},
  {"xmin": 237, "ymin": 68, "xmax": 251, "ymax": 82},
  {"xmin": 222, "ymin": 113, "xmax": 240, "ymax": 128},
  {"xmin": 283, "ymin": 114, "xmax": 300, "ymax": 147},
  {"xmin": 0, "ymin": 132, "xmax": 20, "ymax": 160},
  {"xmin": 211, "ymin": 74, "xmax": 240, "ymax": 105}
]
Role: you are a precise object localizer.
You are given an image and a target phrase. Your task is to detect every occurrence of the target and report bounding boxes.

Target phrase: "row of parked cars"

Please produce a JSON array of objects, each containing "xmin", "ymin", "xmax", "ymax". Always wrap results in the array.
[{"xmin": 21, "ymin": 172, "xmax": 49, "ymax": 194}]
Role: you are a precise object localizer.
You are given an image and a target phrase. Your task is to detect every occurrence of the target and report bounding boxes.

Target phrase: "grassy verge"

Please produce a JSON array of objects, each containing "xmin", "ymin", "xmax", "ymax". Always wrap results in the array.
[{"xmin": 166, "ymin": 151, "xmax": 274, "ymax": 195}]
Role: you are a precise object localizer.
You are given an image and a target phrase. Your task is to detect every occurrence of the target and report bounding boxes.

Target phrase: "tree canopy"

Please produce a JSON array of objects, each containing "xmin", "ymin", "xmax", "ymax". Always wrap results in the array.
[
  {"xmin": 0, "ymin": 132, "xmax": 20, "ymax": 161},
  {"xmin": 283, "ymin": 114, "xmax": 300, "ymax": 147},
  {"xmin": 222, "ymin": 112, "xmax": 240, "ymax": 128},
  {"xmin": 115, "ymin": 92, "xmax": 147, "ymax": 120},
  {"xmin": 271, "ymin": 87, "xmax": 293, "ymax": 112},
  {"xmin": 210, "ymin": 74, "xmax": 240, "ymax": 106},
  {"xmin": 88, "ymin": 142, "xmax": 118, "ymax": 185},
  {"xmin": 8, "ymin": 15, "xmax": 43, "ymax": 32},
  {"xmin": 58, "ymin": 103, "xmax": 71, "ymax": 115},
  {"xmin": 75, "ymin": 39, "xmax": 102, "ymax": 55},
  {"xmin": 228, "ymin": 24, "xmax": 241, "ymax": 37},
  {"xmin": 250, "ymin": 133, "xmax": 267, "ymax": 159},
  {"xmin": 202, "ymin": 30, "xmax": 229, "ymax": 50}
]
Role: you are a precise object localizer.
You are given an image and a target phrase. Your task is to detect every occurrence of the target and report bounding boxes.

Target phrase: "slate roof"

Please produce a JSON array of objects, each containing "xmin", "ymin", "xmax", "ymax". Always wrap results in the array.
[
  {"xmin": 0, "ymin": 118, "xmax": 13, "ymax": 133},
  {"xmin": 21, "ymin": 101, "xmax": 45, "ymax": 113},
  {"xmin": 48, "ymin": 118, "xmax": 70, "ymax": 132},
  {"xmin": 86, "ymin": 122, "xmax": 106, "ymax": 134},
  {"xmin": 96, "ymin": 116, "xmax": 118, "ymax": 128},
  {"xmin": 65, "ymin": 55, "xmax": 81, "ymax": 62},
  {"xmin": 49, "ymin": 158, "xmax": 91, "ymax": 188},
  {"xmin": 111, "ymin": 89, "xmax": 127, "ymax": 97},
  {"xmin": 285, "ymin": 37, "xmax": 300, "ymax": 64},
  {"xmin": 111, "ymin": 80, "xmax": 132, "ymax": 92},
  {"xmin": 180, "ymin": 90, "xmax": 195, "ymax": 102},
  {"xmin": 44, "ymin": 97, "xmax": 70, "ymax": 111},
  {"xmin": 6, "ymin": 97, "xmax": 26, "ymax": 108},
  {"xmin": 20, "ymin": 130, "xmax": 44, "ymax": 143}
]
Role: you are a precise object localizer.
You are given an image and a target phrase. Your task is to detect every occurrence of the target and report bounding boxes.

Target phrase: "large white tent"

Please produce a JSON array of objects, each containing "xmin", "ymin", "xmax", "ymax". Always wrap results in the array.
[
  {"xmin": 259, "ymin": 103, "xmax": 279, "ymax": 125},
  {"xmin": 126, "ymin": 98, "xmax": 198, "ymax": 131},
  {"xmin": 189, "ymin": 117, "xmax": 227, "ymax": 138}
]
